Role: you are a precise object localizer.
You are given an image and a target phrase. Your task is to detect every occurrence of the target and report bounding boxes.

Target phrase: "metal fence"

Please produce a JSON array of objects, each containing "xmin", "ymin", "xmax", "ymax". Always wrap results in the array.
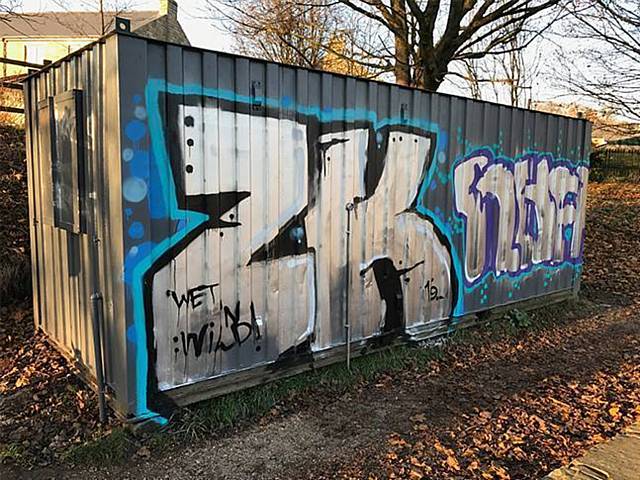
[{"xmin": 590, "ymin": 146, "xmax": 640, "ymax": 181}]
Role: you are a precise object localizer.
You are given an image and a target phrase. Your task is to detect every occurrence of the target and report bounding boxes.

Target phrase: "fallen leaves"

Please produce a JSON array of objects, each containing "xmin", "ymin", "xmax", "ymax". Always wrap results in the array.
[
  {"xmin": 0, "ymin": 303, "xmax": 113, "ymax": 467},
  {"xmin": 445, "ymin": 455, "xmax": 460, "ymax": 471},
  {"xmin": 581, "ymin": 182, "xmax": 640, "ymax": 306}
]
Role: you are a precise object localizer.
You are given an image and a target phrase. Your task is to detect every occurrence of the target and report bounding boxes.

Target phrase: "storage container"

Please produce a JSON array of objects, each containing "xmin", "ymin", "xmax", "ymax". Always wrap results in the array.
[{"xmin": 23, "ymin": 29, "xmax": 591, "ymax": 422}]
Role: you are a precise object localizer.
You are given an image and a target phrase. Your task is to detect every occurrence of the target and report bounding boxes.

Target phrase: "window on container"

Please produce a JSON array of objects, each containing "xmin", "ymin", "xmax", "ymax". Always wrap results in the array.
[
  {"xmin": 44, "ymin": 89, "xmax": 87, "ymax": 233},
  {"xmin": 37, "ymin": 97, "xmax": 55, "ymax": 226}
]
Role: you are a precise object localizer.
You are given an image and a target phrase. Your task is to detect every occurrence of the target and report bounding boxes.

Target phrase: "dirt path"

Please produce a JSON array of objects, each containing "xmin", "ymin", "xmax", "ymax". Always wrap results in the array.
[{"xmin": 3, "ymin": 181, "xmax": 640, "ymax": 480}]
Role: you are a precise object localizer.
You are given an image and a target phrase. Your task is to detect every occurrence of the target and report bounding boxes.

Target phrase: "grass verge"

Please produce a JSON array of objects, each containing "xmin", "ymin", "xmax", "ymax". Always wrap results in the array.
[
  {"xmin": 62, "ymin": 428, "xmax": 137, "ymax": 466},
  {"xmin": 0, "ymin": 443, "xmax": 25, "ymax": 465}
]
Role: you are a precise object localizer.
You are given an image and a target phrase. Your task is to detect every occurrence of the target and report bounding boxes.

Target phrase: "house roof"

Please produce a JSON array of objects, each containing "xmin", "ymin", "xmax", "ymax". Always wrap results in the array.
[{"xmin": 0, "ymin": 11, "xmax": 159, "ymax": 38}]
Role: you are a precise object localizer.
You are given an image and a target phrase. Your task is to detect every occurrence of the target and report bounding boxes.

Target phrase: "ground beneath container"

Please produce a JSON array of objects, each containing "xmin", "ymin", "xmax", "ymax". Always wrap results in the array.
[{"xmin": 1, "ymin": 181, "xmax": 639, "ymax": 479}]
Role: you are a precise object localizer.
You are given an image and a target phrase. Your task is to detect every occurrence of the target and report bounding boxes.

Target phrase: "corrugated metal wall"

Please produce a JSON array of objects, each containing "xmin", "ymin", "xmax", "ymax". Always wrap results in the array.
[
  {"xmin": 25, "ymin": 32, "xmax": 591, "ymax": 420},
  {"xmin": 115, "ymin": 34, "xmax": 590, "ymax": 420},
  {"xmin": 24, "ymin": 35, "xmax": 128, "ymax": 396}
]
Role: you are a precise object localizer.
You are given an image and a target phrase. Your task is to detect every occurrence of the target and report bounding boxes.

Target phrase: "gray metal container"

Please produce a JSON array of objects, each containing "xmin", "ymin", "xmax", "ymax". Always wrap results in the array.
[{"xmin": 23, "ymin": 31, "xmax": 591, "ymax": 422}]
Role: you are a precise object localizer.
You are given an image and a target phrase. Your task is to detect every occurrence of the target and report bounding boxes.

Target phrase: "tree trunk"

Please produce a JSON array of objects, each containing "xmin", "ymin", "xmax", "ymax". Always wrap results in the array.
[
  {"xmin": 391, "ymin": 0, "xmax": 411, "ymax": 86},
  {"xmin": 416, "ymin": 47, "xmax": 445, "ymax": 91},
  {"xmin": 421, "ymin": 73, "xmax": 442, "ymax": 91},
  {"xmin": 394, "ymin": 36, "xmax": 411, "ymax": 86}
]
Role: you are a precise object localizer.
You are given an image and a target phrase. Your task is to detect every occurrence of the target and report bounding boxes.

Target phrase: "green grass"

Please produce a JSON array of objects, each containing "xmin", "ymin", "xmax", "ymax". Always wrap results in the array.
[
  {"xmin": 63, "ymin": 428, "xmax": 136, "ymax": 466},
  {"xmin": 0, "ymin": 443, "xmax": 24, "ymax": 463}
]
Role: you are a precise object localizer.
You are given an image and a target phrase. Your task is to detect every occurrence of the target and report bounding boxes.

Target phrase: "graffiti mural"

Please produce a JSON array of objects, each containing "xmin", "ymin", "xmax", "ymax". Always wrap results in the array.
[
  {"xmin": 119, "ymin": 80, "xmax": 588, "ymax": 422},
  {"xmin": 454, "ymin": 150, "xmax": 588, "ymax": 286},
  {"xmin": 145, "ymin": 95, "xmax": 454, "ymax": 391}
]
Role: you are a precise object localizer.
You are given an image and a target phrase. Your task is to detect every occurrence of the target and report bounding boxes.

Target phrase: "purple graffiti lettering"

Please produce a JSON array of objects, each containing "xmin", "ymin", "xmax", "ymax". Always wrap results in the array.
[{"xmin": 454, "ymin": 149, "xmax": 588, "ymax": 285}]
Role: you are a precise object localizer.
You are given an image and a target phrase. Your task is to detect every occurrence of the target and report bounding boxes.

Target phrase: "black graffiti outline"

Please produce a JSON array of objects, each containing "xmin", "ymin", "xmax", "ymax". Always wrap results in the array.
[{"xmin": 143, "ymin": 93, "xmax": 460, "ymax": 415}]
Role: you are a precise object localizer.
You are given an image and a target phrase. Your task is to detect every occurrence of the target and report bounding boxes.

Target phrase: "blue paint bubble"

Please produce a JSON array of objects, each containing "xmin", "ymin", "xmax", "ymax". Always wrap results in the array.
[
  {"xmin": 128, "ymin": 221, "xmax": 145, "ymax": 240},
  {"xmin": 123, "ymin": 177, "xmax": 148, "ymax": 203},
  {"xmin": 125, "ymin": 120, "xmax": 146, "ymax": 142},
  {"xmin": 129, "ymin": 150, "xmax": 150, "ymax": 179},
  {"xmin": 123, "ymin": 148, "xmax": 134, "ymax": 162},
  {"xmin": 132, "ymin": 94, "xmax": 142, "ymax": 105},
  {"xmin": 134, "ymin": 105, "xmax": 147, "ymax": 120}
]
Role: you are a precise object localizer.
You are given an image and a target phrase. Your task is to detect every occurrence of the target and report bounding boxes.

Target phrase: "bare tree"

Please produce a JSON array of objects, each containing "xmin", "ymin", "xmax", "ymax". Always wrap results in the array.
[
  {"xmin": 321, "ymin": 0, "xmax": 562, "ymax": 90},
  {"xmin": 499, "ymin": 36, "xmax": 529, "ymax": 107},
  {"xmin": 458, "ymin": 21, "xmax": 542, "ymax": 107},
  {"xmin": 207, "ymin": 0, "xmax": 342, "ymax": 70},
  {"xmin": 208, "ymin": 1, "xmax": 401, "ymax": 78},
  {"xmin": 442, "ymin": 14, "xmax": 542, "ymax": 107},
  {"xmin": 0, "ymin": 0, "xmax": 21, "ymax": 16},
  {"xmin": 0, "ymin": 1, "xmax": 26, "ymax": 29},
  {"xmin": 460, "ymin": 58, "xmax": 483, "ymax": 100},
  {"xmin": 557, "ymin": 0, "xmax": 640, "ymax": 121}
]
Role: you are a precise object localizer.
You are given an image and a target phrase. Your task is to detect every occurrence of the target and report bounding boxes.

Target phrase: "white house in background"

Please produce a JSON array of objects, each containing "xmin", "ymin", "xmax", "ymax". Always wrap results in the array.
[{"xmin": 0, "ymin": 0, "xmax": 189, "ymax": 78}]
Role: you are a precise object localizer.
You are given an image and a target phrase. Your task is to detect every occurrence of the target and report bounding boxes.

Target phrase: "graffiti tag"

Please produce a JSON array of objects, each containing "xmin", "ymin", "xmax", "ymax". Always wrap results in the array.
[
  {"xmin": 454, "ymin": 150, "xmax": 588, "ymax": 284},
  {"xmin": 166, "ymin": 283, "xmax": 219, "ymax": 310},
  {"xmin": 172, "ymin": 301, "xmax": 262, "ymax": 358},
  {"xmin": 425, "ymin": 278, "xmax": 445, "ymax": 302}
]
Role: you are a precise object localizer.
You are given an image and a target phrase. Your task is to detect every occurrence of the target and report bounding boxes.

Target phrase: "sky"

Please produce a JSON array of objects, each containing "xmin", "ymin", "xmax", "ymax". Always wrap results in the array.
[{"xmin": 17, "ymin": 0, "xmax": 578, "ymax": 107}]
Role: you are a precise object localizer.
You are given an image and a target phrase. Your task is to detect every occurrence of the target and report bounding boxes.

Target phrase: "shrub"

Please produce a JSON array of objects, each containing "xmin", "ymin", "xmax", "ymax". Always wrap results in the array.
[{"xmin": 0, "ymin": 258, "xmax": 31, "ymax": 306}]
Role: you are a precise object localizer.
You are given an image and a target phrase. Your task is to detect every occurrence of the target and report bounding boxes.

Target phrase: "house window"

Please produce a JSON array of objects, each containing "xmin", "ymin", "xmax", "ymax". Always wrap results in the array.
[
  {"xmin": 25, "ymin": 44, "xmax": 47, "ymax": 65},
  {"xmin": 38, "ymin": 90, "xmax": 86, "ymax": 233}
]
